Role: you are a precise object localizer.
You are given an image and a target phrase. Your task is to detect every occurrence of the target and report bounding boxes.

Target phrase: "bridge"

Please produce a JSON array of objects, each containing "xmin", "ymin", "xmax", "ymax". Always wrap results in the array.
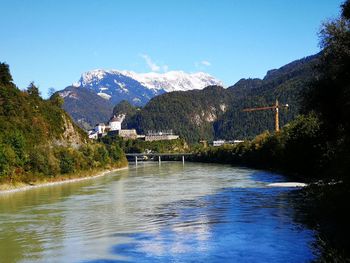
[{"xmin": 125, "ymin": 153, "xmax": 193, "ymax": 165}]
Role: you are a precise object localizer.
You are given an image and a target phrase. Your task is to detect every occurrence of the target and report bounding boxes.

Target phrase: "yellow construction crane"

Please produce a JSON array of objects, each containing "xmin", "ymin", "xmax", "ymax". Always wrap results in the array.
[{"xmin": 242, "ymin": 99, "xmax": 289, "ymax": 132}]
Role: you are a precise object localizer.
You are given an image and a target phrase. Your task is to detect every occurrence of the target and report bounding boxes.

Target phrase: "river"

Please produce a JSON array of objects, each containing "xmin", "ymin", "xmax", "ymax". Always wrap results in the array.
[{"xmin": 0, "ymin": 162, "xmax": 318, "ymax": 262}]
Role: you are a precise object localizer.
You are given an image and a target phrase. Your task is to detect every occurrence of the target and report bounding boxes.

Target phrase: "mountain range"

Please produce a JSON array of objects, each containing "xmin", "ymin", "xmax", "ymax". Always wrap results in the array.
[
  {"xmin": 59, "ymin": 53, "xmax": 320, "ymax": 141},
  {"xmin": 59, "ymin": 70, "xmax": 222, "ymax": 128}
]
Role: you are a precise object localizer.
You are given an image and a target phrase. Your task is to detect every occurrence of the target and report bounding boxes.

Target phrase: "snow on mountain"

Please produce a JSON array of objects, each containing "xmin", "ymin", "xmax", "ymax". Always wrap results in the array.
[
  {"xmin": 72, "ymin": 69, "xmax": 163, "ymax": 106},
  {"xmin": 72, "ymin": 69, "xmax": 223, "ymax": 106},
  {"xmin": 121, "ymin": 70, "xmax": 223, "ymax": 92}
]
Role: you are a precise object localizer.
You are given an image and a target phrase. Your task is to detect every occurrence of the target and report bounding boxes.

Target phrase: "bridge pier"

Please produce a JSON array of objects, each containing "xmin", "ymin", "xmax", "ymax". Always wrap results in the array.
[
  {"xmin": 158, "ymin": 155, "xmax": 161, "ymax": 165},
  {"xmin": 182, "ymin": 155, "xmax": 185, "ymax": 165}
]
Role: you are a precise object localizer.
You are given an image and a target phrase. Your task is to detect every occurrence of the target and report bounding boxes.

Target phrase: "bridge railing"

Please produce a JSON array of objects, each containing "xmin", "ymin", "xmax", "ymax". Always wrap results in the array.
[{"xmin": 125, "ymin": 153, "xmax": 193, "ymax": 165}]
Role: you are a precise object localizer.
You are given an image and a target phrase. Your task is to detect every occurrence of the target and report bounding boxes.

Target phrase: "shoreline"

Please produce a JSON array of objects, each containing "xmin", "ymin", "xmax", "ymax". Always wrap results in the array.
[{"xmin": 0, "ymin": 165, "xmax": 129, "ymax": 195}]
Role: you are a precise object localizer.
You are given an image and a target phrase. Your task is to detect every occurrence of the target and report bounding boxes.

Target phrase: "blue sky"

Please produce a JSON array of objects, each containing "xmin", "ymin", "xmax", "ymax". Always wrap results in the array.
[{"xmin": 0, "ymin": 0, "xmax": 343, "ymax": 96}]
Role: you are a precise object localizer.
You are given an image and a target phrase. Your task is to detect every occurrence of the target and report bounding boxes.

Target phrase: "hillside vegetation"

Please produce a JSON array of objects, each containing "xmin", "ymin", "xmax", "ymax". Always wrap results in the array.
[
  {"xmin": 216, "ymin": 54, "xmax": 319, "ymax": 139},
  {"xmin": 126, "ymin": 86, "xmax": 233, "ymax": 143},
  {"xmin": 0, "ymin": 63, "xmax": 126, "ymax": 187}
]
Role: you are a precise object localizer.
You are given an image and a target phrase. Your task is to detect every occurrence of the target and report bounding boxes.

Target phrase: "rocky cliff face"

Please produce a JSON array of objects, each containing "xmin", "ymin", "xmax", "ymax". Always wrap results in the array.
[{"xmin": 53, "ymin": 114, "xmax": 87, "ymax": 149}]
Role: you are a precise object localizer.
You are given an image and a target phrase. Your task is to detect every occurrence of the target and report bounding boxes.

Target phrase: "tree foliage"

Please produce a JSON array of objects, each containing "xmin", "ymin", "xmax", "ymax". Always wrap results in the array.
[
  {"xmin": 0, "ymin": 62, "xmax": 13, "ymax": 86},
  {"xmin": 194, "ymin": 113, "xmax": 324, "ymax": 177},
  {"xmin": 302, "ymin": 0, "xmax": 350, "ymax": 179}
]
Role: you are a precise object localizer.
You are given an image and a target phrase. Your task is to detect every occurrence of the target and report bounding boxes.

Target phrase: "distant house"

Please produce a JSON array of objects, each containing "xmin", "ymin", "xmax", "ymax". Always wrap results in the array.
[
  {"xmin": 88, "ymin": 123, "xmax": 106, "ymax": 139},
  {"xmin": 213, "ymin": 140, "xmax": 225, "ymax": 147},
  {"xmin": 95, "ymin": 123, "xmax": 106, "ymax": 134},
  {"xmin": 88, "ymin": 114, "xmax": 138, "ymax": 140},
  {"xmin": 88, "ymin": 130, "xmax": 98, "ymax": 139},
  {"xmin": 212, "ymin": 139, "xmax": 244, "ymax": 147},
  {"xmin": 145, "ymin": 130, "xmax": 179, "ymax": 141}
]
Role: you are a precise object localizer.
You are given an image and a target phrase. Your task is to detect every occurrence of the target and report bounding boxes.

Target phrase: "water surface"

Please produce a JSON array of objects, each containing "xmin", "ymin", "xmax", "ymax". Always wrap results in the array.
[{"xmin": 0, "ymin": 162, "xmax": 318, "ymax": 262}]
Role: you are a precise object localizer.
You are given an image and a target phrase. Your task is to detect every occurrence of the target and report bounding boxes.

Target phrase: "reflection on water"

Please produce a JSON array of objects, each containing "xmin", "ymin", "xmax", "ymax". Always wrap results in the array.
[{"xmin": 0, "ymin": 162, "xmax": 318, "ymax": 262}]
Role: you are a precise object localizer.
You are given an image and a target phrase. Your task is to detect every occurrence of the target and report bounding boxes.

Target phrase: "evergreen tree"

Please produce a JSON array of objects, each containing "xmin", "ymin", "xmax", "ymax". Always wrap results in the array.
[
  {"xmin": 0, "ymin": 63, "xmax": 13, "ymax": 86},
  {"xmin": 27, "ymin": 82, "xmax": 40, "ymax": 98}
]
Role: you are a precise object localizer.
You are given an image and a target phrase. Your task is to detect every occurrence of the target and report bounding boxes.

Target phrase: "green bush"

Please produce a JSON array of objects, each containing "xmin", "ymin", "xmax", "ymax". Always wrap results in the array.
[
  {"xmin": 58, "ymin": 149, "xmax": 75, "ymax": 174},
  {"xmin": 93, "ymin": 145, "xmax": 109, "ymax": 166},
  {"xmin": 4, "ymin": 131, "xmax": 27, "ymax": 166},
  {"xmin": 108, "ymin": 144, "xmax": 124, "ymax": 161},
  {"xmin": 0, "ymin": 145, "xmax": 16, "ymax": 175}
]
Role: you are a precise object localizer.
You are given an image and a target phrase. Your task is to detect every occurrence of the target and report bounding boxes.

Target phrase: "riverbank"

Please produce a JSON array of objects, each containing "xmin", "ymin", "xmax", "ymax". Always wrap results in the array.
[{"xmin": 0, "ymin": 164, "xmax": 128, "ymax": 194}]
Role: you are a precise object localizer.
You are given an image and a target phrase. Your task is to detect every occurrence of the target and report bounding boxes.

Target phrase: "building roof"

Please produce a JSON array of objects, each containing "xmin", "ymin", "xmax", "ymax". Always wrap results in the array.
[{"xmin": 109, "ymin": 114, "xmax": 124, "ymax": 123}]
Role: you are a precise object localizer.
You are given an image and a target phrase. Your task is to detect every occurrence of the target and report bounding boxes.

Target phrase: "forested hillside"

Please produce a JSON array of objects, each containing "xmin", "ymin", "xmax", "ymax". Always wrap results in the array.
[
  {"xmin": 0, "ymin": 63, "xmax": 126, "ymax": 186},
  {"xmin": 215, "ymin": 53, "xmax": 320, "ymax": 139},
  {"xmin": 112, "ymin": 100, "xmax": 141, "ymax": 129},
  {"xmin": 115, "ymin": 86, "xmax": 233, "ymax": 143},
  {"xmin": 114, "ymin": 54, "xmax": 320, "ymax": 143}
]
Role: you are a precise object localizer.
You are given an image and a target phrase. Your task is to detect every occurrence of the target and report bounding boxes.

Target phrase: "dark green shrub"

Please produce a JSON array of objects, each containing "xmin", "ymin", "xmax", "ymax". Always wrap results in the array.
[{"xmin": 59, "ymin": 149, "xmax": 75, "ymax": 174}]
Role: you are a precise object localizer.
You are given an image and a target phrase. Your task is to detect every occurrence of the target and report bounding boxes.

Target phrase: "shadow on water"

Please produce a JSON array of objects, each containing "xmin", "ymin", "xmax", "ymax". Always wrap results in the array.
[
  {"xmin": 83, "ymin": 186, "xmax": 319, "ymax": 263},
  {"xmin": 288, "ymin": 183, "xmax": 350, "ymax": 262},
  {"xmin": 249, "ymin": 170, "xmax": 287, "ymax": 183}
]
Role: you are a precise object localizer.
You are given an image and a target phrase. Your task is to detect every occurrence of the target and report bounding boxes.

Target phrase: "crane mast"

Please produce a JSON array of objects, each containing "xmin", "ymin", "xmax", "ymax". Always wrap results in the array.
[{"xmin": 242, "ymin": 99, "xmax": 288, "ymax": 132}]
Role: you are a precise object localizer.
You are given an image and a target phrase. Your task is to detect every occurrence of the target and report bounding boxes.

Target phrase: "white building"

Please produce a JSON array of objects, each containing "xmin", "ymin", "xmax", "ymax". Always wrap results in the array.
[
  {"xmin": 213, "ymin": 140, "xmax": 245, "ymax": 147},
  {"xmin": 145, "ymin": 130, "xmax": 179, "ymax": 141},
  {"xmin": 94, "ymin": 123, "xmax": 106, "ymax": 134},
  {"xmin": 213, "ymin": 140, "xmax": 225, "ymax": 147},
  {"xmin": 88, "ymin": 130, "xmax": 98, "ymax": 139},
  {"xmin": 88, "ymin": 114, "xmax": 127, "ymax": 139},
  {"xmin": 109, "ymin": 114, "xmax": 125, "ymax": 131}
]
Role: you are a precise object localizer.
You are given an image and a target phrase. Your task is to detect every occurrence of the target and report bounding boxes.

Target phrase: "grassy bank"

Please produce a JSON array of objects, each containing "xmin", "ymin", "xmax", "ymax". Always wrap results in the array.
[
  {"xmin": 0, "ymin": 142, "xmax": 128, "ymax": 188},
  {"xmin": 0, "ymin": 158, "xmax": 128, "ymax": 192}
]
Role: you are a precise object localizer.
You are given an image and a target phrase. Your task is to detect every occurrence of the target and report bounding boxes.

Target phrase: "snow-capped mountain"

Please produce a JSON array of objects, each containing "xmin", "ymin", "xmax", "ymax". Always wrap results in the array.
[
  {"xmin": 72, "ymin": 69, "xmax": 164, "ymax": 106},
  {"xmin": 71, "ymin": 69, "xmax": 223, "ymax": 105},
  {"xmin": 120, "ymin": 70, "xmax": 223, "ymax": 92}
]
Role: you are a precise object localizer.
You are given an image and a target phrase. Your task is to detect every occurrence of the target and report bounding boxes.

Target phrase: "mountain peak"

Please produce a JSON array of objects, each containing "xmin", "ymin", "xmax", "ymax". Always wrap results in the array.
[
  {"xmin": 120, "ymin": 70, "xmax": 223, "ymax": 92},
  {"xmin": 72, "ymin": 69, "xmax": 223, "ymax": 99}
]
